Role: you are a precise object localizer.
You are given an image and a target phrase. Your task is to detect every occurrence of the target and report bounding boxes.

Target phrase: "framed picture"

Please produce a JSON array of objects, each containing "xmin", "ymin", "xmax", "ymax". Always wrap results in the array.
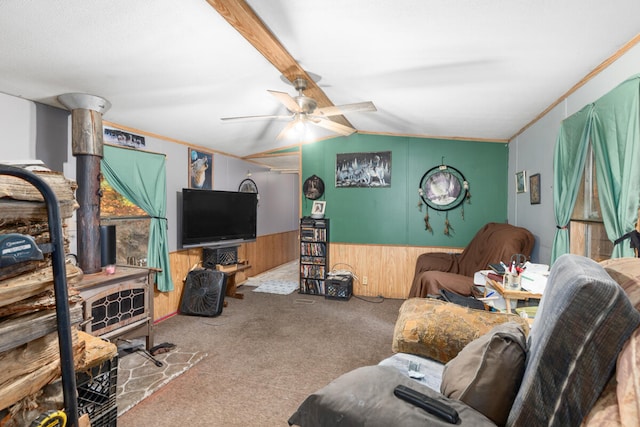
[
  {"xmin": 189, "ymin": 148, "xmax": 212, "ymax": 190},
  {"xmin": 335, "ymin": 151, "xmax": 391, "ymax": 188},
  {"xmin": 515, "ymin": 171, "xmax": 527, "ymax": 193},
  {"xmin": 104, "ymin": 127, "xmax": 146, "ymax": 148},
  {"xmin": 303, "ymin": 175, "xmax": 325, "ymax": 200},
  {"xmin": 529, "ymin": 173, "xmax": 541, "ymax": 204},
  {"xmin": 311, "ymin": 200, "xmax": 326, "ymax": 216}
]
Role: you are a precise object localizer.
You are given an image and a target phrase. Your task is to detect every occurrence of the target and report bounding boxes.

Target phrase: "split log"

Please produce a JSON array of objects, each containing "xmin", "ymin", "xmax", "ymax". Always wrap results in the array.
[
  {"xmin": 0, "ymin": 264, "xmax": 83, "ymax": 308},
  {"xmin": 0, "ymin": 222, "xmax": 51, "ymax": 239},
  {"xmin": 0, "ymin": 223, "xmax": 71, "ymax": 253},
  {"xmin": 0, "ymin": 169, "xmax": 78, "ymax": 226},
  {"xmin": 0, "ymin": 252, "xmax": 72, "ymax": 283},
  {"xmin": 0, "ymin": 364, "xmax": 60, "ymax": 420},
  {"xmin": 1, "ymin": 332, "xmax": 112, "ymax": 426},
  {"xmin": 0, "ymin": 170, "xmax": 77, "ymax": 204},
  {"xmin": 0, "ymin": 288, "xmax": 81, "ymax": 318},
  {"xmin": 0, "ymin": 389, "xmax": 92, "ymax": 427},
  {"xmin": 0, "ymin": 380, "xmax": 64, "ymax": 427},
  {"xmin": 0, "ymin": 199, "xmax": 78, "ymax": 224},
  {"xmin": 76, "ymin": 330, "xmax": 118, "ymax": 371},
  {"xmin": 0, "ymin": 262, "xmax": 41, "ymax": 283},
  {"xmin": 0, "ymin": 304, "xmax": 83, "ymax": 354},
  {"xmin": 0, "ymin": 328, "xmax": 82, "ymax": 412}
]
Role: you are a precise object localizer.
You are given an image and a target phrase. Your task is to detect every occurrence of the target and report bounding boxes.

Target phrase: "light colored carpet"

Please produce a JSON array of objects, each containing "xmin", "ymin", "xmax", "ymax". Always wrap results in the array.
[
  {"xmin": 117, "ymin": 349, "xmax": 207, "ymax": 416},
  {"xmin": 244, "ymin": 260, "xmax": 299, "ymax": 295}
]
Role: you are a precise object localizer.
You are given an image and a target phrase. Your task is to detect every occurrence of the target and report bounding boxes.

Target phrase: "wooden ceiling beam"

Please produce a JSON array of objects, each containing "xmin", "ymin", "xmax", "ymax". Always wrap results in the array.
[{"xmin": 206, "ymin": 0, "xmax": 352, "ymax": 128}]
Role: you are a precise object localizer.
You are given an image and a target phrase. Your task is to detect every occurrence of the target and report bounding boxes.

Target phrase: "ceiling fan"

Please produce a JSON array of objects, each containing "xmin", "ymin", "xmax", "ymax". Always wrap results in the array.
[{"xmin": 221, "ymin": 77, "xmax": 376, "ymax": 140}]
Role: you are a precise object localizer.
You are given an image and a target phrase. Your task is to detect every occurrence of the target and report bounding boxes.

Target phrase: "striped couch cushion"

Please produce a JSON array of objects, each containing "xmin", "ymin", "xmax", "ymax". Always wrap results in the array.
[{"xmin": 507, "ymin": 254, "xmax": 640, "ymax": 427}]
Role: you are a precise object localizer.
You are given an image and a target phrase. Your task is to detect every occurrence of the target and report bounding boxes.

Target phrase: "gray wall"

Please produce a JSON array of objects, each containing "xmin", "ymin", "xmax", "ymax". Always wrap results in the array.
[
  {"xmin": 0, "ymin": 92, "xmax": 299, "ymax": 254},
  {"xmin": 509, "ymin": 43, "xmax": 640, "ymax": 264},
  {"xmin": 0, "ymin": 92, "xmax": 39, "ymax": 159}
]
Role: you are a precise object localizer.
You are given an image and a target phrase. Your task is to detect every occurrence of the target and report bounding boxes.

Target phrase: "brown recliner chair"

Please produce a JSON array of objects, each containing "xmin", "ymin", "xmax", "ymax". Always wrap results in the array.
[{"xmin": 408, "ymin": 222, "xmax": 535, "ymax": 298}]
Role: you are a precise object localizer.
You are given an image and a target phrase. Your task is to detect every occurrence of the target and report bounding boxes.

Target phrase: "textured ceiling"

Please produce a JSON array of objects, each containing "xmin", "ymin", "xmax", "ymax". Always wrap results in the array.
[{"xmin": 0, "ymin": 1, "xmax": 639, "ymax": 171}]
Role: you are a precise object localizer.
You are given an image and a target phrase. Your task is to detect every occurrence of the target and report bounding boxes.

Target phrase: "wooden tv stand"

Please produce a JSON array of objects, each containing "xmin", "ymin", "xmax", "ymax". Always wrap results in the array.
[{"xmin": 216, "ymin": 261, "xmax": 250, "ymax": 299}]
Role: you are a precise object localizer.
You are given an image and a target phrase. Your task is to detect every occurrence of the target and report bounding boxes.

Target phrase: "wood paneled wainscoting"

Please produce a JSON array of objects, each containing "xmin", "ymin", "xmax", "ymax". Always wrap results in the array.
[
  {"xmin": 330, "ymin": 243, "xmax": 463, "ymax": 299},
  {"xmin": 153, "ymin": 229, "xmax": 299, "ymax": 322}
]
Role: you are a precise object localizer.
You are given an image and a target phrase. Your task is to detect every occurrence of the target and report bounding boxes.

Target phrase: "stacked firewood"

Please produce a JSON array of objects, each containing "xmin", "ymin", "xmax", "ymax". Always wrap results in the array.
[
  {"xmin": 0, "ymin": 167, "xmax": 78, "ymax": 279},
  {"xmin": 0, "ymin": 167, "xmax": 113, "ymax": 425}
]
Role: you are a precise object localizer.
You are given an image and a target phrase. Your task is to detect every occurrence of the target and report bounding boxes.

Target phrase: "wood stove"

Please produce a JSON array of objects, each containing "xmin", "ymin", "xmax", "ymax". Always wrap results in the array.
[{"xmin": 75, "ymin": 265, "xmax": 154, "ymax": 349}]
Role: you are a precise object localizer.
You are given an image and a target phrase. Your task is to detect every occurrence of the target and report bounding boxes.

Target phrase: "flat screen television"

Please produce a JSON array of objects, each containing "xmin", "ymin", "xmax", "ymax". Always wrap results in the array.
[{"xmin": 180, "ymin": 188, "xmax": 257, "ymax": 248}]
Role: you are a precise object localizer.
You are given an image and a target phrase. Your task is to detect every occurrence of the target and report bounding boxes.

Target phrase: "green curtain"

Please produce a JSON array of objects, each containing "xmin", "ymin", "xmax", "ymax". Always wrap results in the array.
[
  {"xmin": 101, "ymin": 145, "xmax": 173, "ymax": 291},
  {"xmin": 552, "ymin": 74, "xmax": 640, "ymax": 262},
  {"xmin": 551, "ymin": 104, "xmax": 592, "ymax": 263},
  {"xmin": 591, "ymin": 75, "xmax": 640, "ymax": 258}
]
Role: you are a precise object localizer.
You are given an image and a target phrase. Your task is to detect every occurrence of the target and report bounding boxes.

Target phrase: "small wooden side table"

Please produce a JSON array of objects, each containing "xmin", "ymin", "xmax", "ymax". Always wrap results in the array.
[
  {"xmin": 216, "ymin": 262, "xmax": 251, "ymax": 299},
  {"xmin": 486, "ymin": 278, "xmax": 542, "ymax": 313}
]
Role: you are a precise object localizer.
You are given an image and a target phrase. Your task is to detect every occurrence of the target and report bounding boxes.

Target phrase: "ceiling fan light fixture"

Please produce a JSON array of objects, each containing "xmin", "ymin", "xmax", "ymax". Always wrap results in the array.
[
  {"xmin": 294, "ymin": 120, "xmax": 305, "ymax": 134},
  {"xmin": 223, "ymin": 73, "xmax": 375, "ymax": 141}
]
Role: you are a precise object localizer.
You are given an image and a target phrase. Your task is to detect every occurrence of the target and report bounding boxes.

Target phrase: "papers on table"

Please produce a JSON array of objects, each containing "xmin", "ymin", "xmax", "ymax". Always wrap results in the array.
[
  {"xmin": 519, "ymin": 261, "xmax": 549, "ymax": 294},
  {"xmin": 473, "ymin": 270, "xmax": 506, "ymax": 310},
  {"xmin": 475, "ymin": 265, "xmax": 548, "ymax": 295},
  {"xmin": 523, "ymin": 261, "xmax": 549, "ymax": 274},
  {"xmin": 474, "ymin": 270, "xmax": 492, "ymax": 286},
  {"xmin": 519, "ymin": 271, "xmax": 548, "ymax": 294}
]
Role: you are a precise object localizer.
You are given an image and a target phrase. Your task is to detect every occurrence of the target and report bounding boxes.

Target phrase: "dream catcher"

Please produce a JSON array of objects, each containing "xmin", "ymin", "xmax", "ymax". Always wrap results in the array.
[{"xmin": 417, "ymin": 162, "xmax": 470, "ymax": 235}]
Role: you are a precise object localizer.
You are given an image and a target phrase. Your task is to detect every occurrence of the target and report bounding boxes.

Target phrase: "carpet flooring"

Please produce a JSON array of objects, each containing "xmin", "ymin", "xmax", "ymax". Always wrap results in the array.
[{"xmin": 116, "ymin": 263, "xmax": 405, "ymax": 427}]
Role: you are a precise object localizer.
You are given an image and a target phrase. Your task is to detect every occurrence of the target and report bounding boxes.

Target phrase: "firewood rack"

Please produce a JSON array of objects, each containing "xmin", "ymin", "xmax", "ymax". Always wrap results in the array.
[{"xmin": 0, "ymin": 164, "xmax": 79, "ymax": 427}]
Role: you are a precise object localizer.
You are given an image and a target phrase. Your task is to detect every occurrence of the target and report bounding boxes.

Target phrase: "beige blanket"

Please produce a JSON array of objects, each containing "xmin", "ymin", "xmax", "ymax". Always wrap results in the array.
[
  {"xmin": 583, "ymin": 328, "xmax": 640, "ymax": 426},
  {"xmin": 583, "ymin": 258, "xmax": 640, "ymax": 426}
]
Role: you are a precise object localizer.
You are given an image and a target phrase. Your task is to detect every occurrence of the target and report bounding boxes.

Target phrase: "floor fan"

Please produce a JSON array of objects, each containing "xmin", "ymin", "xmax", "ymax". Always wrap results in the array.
[{"xmin": 180, "ymin": 269, "xmax": 227, "ymax": 317}]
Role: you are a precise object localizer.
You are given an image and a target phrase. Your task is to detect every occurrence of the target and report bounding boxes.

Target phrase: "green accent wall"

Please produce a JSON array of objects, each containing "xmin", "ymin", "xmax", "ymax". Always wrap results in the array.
[{"xmin": 301, "ymin": 133, "xmax": 508, "ymax": 247}]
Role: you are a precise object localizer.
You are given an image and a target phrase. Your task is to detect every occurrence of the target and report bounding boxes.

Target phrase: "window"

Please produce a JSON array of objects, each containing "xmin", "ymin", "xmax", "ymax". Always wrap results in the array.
[
  {"xmin": 100, "ymin": 178, "xmax": 150, "ymax": 266},
  {"xmin": 569, "ymin": 145, "xmax": 613, "ymax": 261}
]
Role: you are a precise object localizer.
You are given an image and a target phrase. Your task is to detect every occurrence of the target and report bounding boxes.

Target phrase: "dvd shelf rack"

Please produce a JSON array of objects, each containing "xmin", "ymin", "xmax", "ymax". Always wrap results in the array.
[{"xmin": 299, "ymin": 217, "xmax": 329, "ymax": 295}]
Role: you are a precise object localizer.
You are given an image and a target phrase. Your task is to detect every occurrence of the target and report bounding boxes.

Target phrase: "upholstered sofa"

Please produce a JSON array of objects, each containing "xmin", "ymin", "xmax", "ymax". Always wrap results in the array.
[
  {"xmin": 289, "ymin": 254, "xmax": 640, "ymax": 427},
  {"xmin": 409, "ymin": 222, "xmax": 535, "ymax": 298}
]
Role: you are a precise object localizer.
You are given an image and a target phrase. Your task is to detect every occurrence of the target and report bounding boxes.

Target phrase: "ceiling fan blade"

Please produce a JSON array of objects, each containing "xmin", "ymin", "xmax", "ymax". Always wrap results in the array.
[
  {"xmin": 268, "ymin": 90, "xmax": 301, "ymax": 113},
  {"xmin": 276, "ymin": 120, "xmax": 299, "ymax": 140},
  {"xmin": 311, "ymin": 118, "xmax": 356, "ymax": 136},
  {"xmin": 221, "ymin": 114, "xmax": 292, "ymax": 122},
  {"xmin": 315, "ymin": 101, "xmax": 376, "ymax": 117}
]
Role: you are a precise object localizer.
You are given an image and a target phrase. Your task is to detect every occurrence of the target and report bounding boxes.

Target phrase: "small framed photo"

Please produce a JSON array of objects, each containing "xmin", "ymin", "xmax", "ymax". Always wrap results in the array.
[
  {"xmin": 529, "ymin": 173, "xmax": 541, "ymax": 204},
  {"xmin": 515, "ymin": 171, "xmax": 527, "ymax": 194},
  {"xmin": 311, "ymin": 200, "xmax": 326, "ymax": 217}
]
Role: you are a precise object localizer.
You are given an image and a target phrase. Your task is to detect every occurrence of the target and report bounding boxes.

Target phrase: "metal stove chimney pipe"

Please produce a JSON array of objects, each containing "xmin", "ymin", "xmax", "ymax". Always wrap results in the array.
[{"xmin": 58, "ymin": 93, "xmax": 111, "ymax": 274}]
